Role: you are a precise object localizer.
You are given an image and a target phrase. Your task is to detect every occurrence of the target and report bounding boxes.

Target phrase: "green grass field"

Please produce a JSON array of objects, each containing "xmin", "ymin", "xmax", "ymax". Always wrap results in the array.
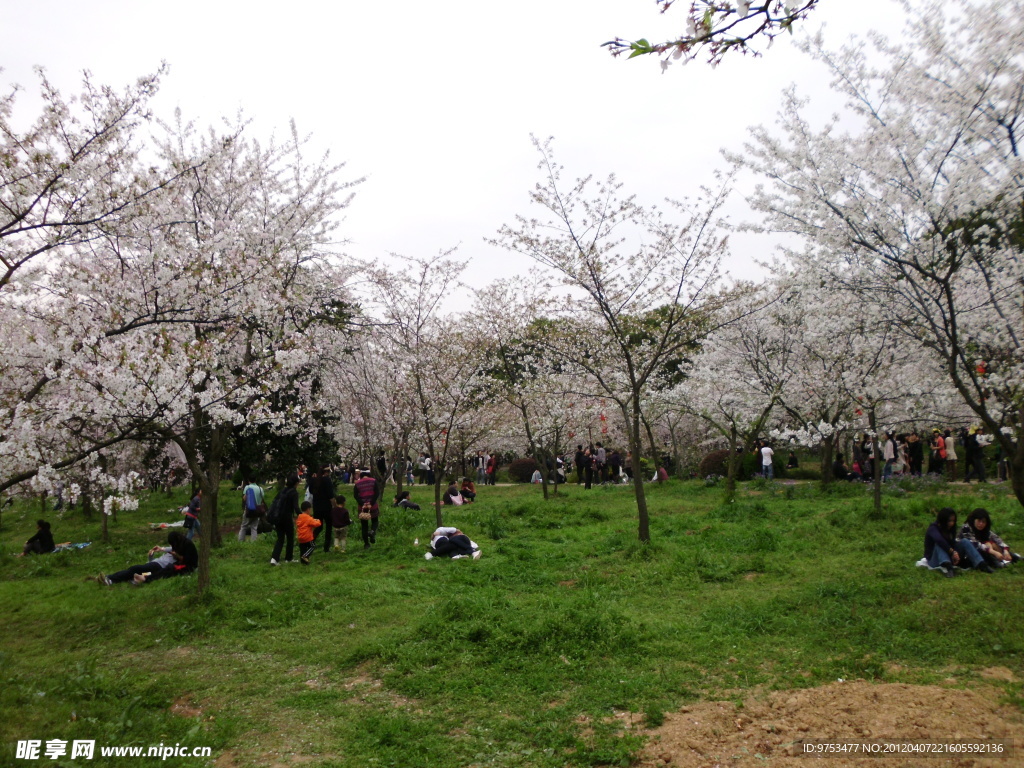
[{"xmin": 2, "ymin": 478, "xmax": 1022, "ymax": 767}]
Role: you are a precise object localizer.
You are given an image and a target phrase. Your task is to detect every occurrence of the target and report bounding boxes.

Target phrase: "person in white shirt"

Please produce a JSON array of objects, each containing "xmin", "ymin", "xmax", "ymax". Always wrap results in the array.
[
  {"xmin": 424, "ymin": 527, "xmax": 481, "ymax": 559},
  {"xmin": 761, "ymin": 444, "xmax": 775, "ymax": 480}
]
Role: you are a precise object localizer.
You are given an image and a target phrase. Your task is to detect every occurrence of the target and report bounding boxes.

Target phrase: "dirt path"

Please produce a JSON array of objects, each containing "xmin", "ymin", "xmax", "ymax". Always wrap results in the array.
[{"xmin": 639, "ymin": 679, "xmax": 1023, "ymax": 767}]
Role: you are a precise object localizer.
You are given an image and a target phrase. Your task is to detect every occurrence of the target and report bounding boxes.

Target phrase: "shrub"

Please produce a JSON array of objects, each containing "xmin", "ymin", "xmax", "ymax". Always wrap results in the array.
[
  {"xmin": 507, "ymin": 458, "xmax": 539, "ymax": 483},
  {"xmin": 786, "ymin": 467, "xmax": 821, "ymax": 481},
  {"xmin": 698, "ymin": 449, "xmax": 730, "ymax": 478}
]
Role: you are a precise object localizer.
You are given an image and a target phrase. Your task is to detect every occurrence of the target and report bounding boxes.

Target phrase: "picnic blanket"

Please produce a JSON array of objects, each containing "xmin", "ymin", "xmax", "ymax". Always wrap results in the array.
[{"xmin": 51, "ymin": 542, "xmax": 91, "ymax": 553}]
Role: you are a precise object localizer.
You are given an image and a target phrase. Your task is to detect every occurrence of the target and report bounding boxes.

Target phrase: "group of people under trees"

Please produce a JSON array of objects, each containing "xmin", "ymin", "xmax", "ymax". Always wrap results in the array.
[
  {"xmin": 18, "ymin": 433, "xmax": 1017, "ymax": 584},
  {"xmin": 250, "ymin": 466, "xmax": 483, "ymax": 565},
  {"xmin": 261, "ymin": 466, "xmax": 382, "ymax": 565},
  {"xmin": 922, "ymin": 507, "xmax": 1020, "ymax": 577},
  {"xmin": 831, "ymin": 427, "xmax": 1002, "ymax": 483},
  {"xmin": 569, "ymin": 443, "xmax": 668, "ymax": 488}
]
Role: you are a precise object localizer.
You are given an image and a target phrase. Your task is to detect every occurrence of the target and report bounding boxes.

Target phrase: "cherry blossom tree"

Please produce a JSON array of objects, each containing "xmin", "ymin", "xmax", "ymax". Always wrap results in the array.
[
  {"xmin": 605, "ymin": 1, "xmax": 820, "ymax": 69},
  {"xmin": 10, "ymin": 115, "xmax": 360, "ymax": 591},
  {"xmin": 496, "ymin": 138, "xmax": 732, "ymax": 543},
  {"xmin": 0, "ymin": 66, "xmax": 192, "ymax": 497},
  {"xmin": 676, "ymin": 285, "xmax": 788, "ymax": 497},
  {"xmin": 368, "ymin": 253, "xmax": 491, "ymax": 525},
  {"xmin": 474, "ymin": 280, "xmax": 584, "ymax": 499},
  {"xmin": 733, "ymin": 0, "xmax": 1024, "ymax": 507}
]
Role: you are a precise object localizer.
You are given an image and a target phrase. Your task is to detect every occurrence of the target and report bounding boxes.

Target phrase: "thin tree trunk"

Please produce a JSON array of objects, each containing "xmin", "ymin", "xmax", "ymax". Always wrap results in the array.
[
  {"xmin": 538, "ymin": 445, "xmax": 550, "ymax": 501},
  {"xmin": 868, "ymin": 409, "xmax": 882, "ymax": 517},
  {"xmin": 820, "ymin": 437, "xmax": 835, "ymax": 489},
  {"xmin": 433, "ymin": 477, "xmax": 443, "ymax": 527},
  {"xmin": 631, "ymin": 404, "xmax": 651, "ymax": 543},
  {"xmin": 725, "ymin": 424, "xmax": 739, "ymax": 502},
  {"xmin": 642, "ymin": 412, "xmax": 658, "ymax": 464}
]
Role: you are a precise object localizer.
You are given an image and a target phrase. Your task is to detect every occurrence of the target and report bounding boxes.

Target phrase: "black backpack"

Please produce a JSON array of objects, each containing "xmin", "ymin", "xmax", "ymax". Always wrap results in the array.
[{"xmin": 265, "ymin": 493, "xmax": 282, "ymax": 527}]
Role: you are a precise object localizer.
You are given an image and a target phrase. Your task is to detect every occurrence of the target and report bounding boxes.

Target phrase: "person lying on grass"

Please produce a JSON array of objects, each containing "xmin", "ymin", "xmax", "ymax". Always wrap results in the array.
[
  {"xmin": 393, "ymin": 491, "xmax": 421, "ymax": 510},
  {"xmin": 959, "ymin": 508, "xmax": 1020, "ymax": 568},
  {"xmin": 96, "ymin": 531, "xmax": 198, "ymax": 585},
  {"xmin": 424, "ymin": 527, "xmax": 480, "ymax": 560},
  {"xmin": 923, "ymin": 507, "xmax": 991, "ymax": 577}
]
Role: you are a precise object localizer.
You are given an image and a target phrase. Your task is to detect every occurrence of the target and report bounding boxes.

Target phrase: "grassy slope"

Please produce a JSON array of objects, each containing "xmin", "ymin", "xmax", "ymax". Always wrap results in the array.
[{"xmin": 1, "ymin": 479, "xmax": 1022, "ymax": 767}]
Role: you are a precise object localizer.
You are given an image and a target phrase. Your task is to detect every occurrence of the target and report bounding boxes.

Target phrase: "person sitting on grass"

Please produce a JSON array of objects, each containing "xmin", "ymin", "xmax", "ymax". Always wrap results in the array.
[
  {"xmin": 833, "ymin": 454, "xmax": 860, "ymax": 482},
  {"xmin": 923, "ymin": 507, "xmax": 991, "ymax": 577},
  {"xmin": 393, "ymin": 491, "xmax": 421, "ymax": 510},
  {"xmin": 424, "ymin": 527, "xmax": 480, "ymax": 560},
  {"xmin": 296, "ymin": 501, "xmax": 322, "ymax": 565},
  {"xmin": 460, "ymin": 478, "xmax": 476, "ymax": 502},
  {"xmin": 97, "ymin": 531, "xmax": 198, "ymax": 585},
  {"xmin": 959, "ymin": 508, "xmax": 1020, "ymax": 568},
  {"xmin": 22, "ymin": 519, "xmax": 55, "ymax": 555},
  {"xmin": 442, "ymin": 481, "xmax": 464, "ymax": 506}
]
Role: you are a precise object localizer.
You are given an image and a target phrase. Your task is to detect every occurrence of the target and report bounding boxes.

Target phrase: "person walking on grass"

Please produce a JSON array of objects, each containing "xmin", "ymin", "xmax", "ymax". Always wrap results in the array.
[
  {"xmin": 307, "ymin": 466, "xmax": 336, "ymax": 553},
  {"xmin": 270, "ymin": 475, "xmax": 301, "ymax": 566},
  {"xmin": 353, "ymin": 468, "xmax": 381, "ymax": 549},
  {"xmin": 331, "ymin": 494, "xmax": 351, "ymax": 553},
  {"xmin": 238, "ymin": 478, "xmax": 264, "ymax": 542},
  {"xmin": 296, "ymin": 501, "xmax": 322, "ymax": 565}
]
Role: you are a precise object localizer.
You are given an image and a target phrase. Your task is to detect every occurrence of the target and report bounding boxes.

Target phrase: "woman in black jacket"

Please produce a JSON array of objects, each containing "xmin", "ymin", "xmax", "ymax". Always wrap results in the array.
[
  {"xmin": 23, "ymin": 519, "xmax": 55, "ymax": 555},
  {"xmin": 270, "ymin": 475, "xmax": 301, "ymax": 565}
]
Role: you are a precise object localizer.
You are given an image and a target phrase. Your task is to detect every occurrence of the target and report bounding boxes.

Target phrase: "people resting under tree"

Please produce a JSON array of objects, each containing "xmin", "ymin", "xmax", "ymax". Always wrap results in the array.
[
  {"xmin": 22, "ymin": 519, "xmax": 55, "ymax": 555},
  {"xmin": 95, "ymin": 531, "xmax": 198, "ymax": 585},
  {"xmin": 424, "ymin": 527, "xmax": 481, "ymax": 560},
  {"xmin": 442, "ymin": 482, "xmax": 464, "ymax": 506},
  {"xmin": 958, "ymin": 508, "xmax": 1020, "ymax": 568},
  {"xmin": 922, "ymin": 507, "xmax": 990, "ymax": 577},
  {"xmin": 393, "ymin": 491, "xmax": 421, "ymax": 510}
]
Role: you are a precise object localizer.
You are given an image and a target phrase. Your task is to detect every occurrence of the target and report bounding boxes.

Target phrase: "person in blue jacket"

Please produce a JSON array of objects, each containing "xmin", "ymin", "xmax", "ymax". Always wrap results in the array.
[{"xmin": 924, "ymin": 507, "xmax": 990, "ymax": 577}]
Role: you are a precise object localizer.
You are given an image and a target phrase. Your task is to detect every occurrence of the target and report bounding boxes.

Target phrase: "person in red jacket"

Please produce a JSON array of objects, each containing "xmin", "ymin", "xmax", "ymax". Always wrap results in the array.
[
  {"xmin": 353, "ymin": 468, "xmax": 380, "ymax": 549},
  {"xmin": 295, "ymin": 501, "xmax": 322, "ymax": 565}
]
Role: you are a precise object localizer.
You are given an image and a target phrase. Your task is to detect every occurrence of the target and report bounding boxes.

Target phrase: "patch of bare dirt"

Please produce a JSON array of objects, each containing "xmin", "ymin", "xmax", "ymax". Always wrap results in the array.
[
  {"xmin": 640, "ymin": 681, "xmax": 1023, "ymax": 767},
  {"xmin": 979, "ymin": 667, "xmax": 1017, "ymax": 683},
  {"xmin": 170, "ymin": 696, "xmax": 203, "ymax": 718}
]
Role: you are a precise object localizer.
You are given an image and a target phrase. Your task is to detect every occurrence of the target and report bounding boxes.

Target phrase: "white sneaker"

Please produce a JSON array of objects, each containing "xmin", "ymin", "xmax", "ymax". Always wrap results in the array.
[
  {"xmin": 269, "ymin": 558, "xmax": 279, "ymax": 566},
  {"xmin": 472, "ymin": 549, "xmax": 482, "ymax": 560},
  {"xmin": 424, "ymin": 552, "xmax": 433, "ymax": 560}
]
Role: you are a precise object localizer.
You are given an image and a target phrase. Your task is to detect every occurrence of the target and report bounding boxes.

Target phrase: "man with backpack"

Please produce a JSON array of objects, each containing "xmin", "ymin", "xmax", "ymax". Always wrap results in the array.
[
  {"xmin": 239, "ymin": 479, "xmax": 265, "ymax": 542},
  {"xmin": 269, "ymin": 475, "xmax": 301, "ymax": 565}
]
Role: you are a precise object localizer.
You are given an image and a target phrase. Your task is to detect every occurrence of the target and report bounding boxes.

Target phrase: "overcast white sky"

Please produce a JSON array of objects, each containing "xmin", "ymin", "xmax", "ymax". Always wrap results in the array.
[{"xmin": 6, "ymin": 0, "xmax": 906, "ymax": 295}]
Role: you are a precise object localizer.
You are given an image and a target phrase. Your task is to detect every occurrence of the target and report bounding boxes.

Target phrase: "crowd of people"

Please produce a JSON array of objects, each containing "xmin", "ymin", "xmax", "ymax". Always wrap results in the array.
[
  {"xmin": 829, "ymin": 427, "xmax": 1005, "ymax": 483},
  {"xmin": 14, "ymin": 440, "xmax": 1018, "ymax": 585}
]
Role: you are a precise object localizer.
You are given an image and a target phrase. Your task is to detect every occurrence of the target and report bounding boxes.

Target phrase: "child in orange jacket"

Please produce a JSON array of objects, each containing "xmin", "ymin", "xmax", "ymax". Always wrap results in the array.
[{"xmin": 296, "ymin": 501, "xmax": 322, "ymax": 565}]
